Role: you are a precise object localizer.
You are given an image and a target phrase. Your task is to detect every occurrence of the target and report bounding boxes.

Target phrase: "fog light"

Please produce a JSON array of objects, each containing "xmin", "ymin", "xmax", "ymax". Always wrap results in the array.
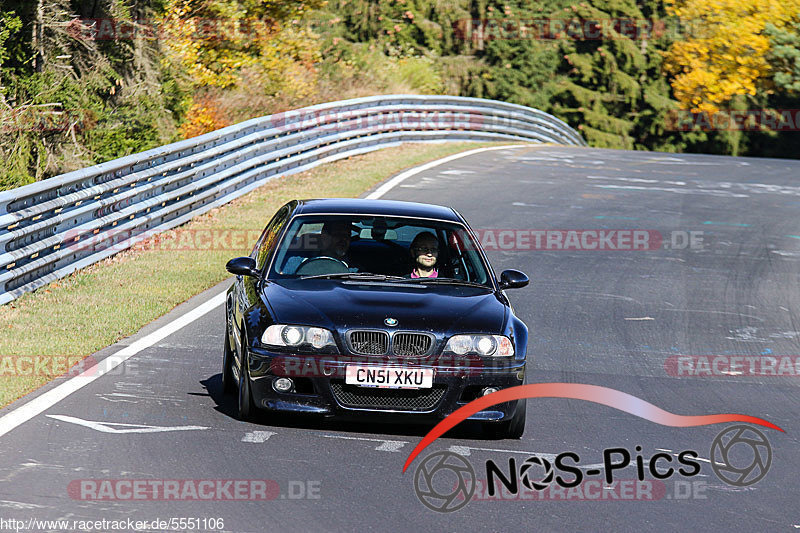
[
  {"xmin": 273, "ymin": 377, "xmax": 294, "ymax": 392},
  {"xmin": 482, "ymin": 387, "xmax": 499, "ymax": 396}
]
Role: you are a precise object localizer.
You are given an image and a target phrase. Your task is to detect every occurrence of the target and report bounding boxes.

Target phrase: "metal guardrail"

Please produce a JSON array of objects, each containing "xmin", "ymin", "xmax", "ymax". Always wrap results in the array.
[{"xmin": 0, "ymin": 94, "xmax": 586, "ymax": 305}]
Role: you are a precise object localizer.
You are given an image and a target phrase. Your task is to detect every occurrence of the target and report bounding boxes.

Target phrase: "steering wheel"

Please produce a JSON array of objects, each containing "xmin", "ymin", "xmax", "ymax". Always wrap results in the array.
[{"xmin": 295, "ymin": 256, "xmax": 350, "ymax": 276}]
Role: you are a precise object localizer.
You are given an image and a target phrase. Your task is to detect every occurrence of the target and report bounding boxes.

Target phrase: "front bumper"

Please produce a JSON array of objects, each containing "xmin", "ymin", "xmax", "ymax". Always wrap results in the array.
[{"xmin": 246, "ymin": 349, "xmax": 526, "ymax": 422}]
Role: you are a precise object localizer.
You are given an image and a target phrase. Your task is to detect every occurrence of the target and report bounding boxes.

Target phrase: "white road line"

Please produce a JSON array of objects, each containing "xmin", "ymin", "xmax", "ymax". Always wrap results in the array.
[
  {"xmin": 374, "ymin": 441, "xmax": 407, "ymax": 452},
  {"xmin": 511, "ymin": 156, "xmax": 560, "ymax": 161},
  {"xmin": 593, "ymin": 184, "xmax": 750, "ymax": 198},
  {"xmin": 439, "ymin": 170, "xmax": 476, "ymax": 175},
  {"xmin": 448, "ymin": 445, "xmax": 472, "ymax": 456},
  {"xmin": 0, "ymin": 291, "xmax": 226, "ymax": 440},
  {"xmin": 586, "ymin": 175, "xmax": 658, "ymax": 183},
  {"xmin": 46, "ymin": 414, "xmax": 208, "ymax": 434},
  {"xmin": 0, "ymin": 500, "xmax": 46, "ymax": 510},
  {"xmin": 365, "ymin": 144, "xmax": 531, "ymax": 199},
  {"xmin": 321, "ymin": 434, "xmax": 408, "ymax": 452},
  {"xmin": 689, "ymin": 456, "xmax": 722, "ymax": 465},
  {"xmin": 242, "ymin": 430, "xmax": 277, "ymax": 443}
]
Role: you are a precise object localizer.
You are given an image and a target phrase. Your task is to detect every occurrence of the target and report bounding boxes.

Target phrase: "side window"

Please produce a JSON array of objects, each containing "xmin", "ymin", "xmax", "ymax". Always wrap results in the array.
[
  {"xmin": 254, "ymin": 205, "xmax": 290, "ymax": 271},
  {"xmin": 447, "ymin": 228, "xmax": 488, "ymax": 283}
]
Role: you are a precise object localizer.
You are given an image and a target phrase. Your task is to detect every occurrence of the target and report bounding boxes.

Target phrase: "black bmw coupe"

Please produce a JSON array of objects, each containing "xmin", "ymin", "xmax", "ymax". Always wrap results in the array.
[{"xmin": 223, "ymin": 199, "xmax": 530, "ymax": 438}]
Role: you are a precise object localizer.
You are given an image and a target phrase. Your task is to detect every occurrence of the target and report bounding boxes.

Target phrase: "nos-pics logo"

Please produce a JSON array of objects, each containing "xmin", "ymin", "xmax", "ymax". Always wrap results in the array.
[{"xmin": 412, "ymin": 425, "xmax": 772, "ymax": 512}]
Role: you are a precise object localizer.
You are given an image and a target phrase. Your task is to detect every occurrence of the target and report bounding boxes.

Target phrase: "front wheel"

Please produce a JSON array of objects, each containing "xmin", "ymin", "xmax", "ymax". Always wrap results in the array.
[
  {"xmin": 237, "ymin": 334, "xmax": 255, "ymax": 421},
  {"xmin": 222, "ymin": 325, "xmax": 235, "ymax": 395},
  {"xmin": 484, "ymin": 399, "xmax": 526, "ymax": 440},
  {"xmin": 505, "ymin": 399, "xmax": 527, "ymax": 439}
]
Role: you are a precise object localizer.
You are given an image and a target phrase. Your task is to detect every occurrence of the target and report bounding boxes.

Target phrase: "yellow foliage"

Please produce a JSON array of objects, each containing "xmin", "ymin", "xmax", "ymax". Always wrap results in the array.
[
  {"xmin": 180, "ymin": 97, "xmax": 231, "ymax": 138},
  {"xmin": 159, "ymin": 0, "xmax": 323, "ymax": 136},
  {"xmin": 663, "ymin": 0, "xmax": 800, "ymax": 112}
]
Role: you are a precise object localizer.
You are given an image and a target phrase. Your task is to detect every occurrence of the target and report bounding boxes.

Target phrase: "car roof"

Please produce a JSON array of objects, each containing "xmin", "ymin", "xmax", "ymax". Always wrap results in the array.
[{"xmin": 294, "ymin": 199, "xmax": 462, "ymax": 222}]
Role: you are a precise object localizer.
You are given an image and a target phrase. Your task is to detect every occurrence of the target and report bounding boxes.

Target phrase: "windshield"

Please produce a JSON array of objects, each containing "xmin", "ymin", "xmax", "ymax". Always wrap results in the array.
[{"xmin": 268, "ymin": 215, "xmax": 493, "ymax": 286}]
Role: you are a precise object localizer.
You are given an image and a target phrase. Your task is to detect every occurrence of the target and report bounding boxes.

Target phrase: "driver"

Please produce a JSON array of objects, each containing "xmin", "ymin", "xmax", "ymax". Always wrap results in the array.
[
  {"xmin": 282, "ymin": 220, "xmax": 357, "ymax": 275},
  {"xmin": 318, "ymin": 220, "xmax": 352, "ymax": 261},
  {"xmin": 408, "ymin": 231, "xmax": 439, "ymax": 278},
  {"xmin": 279, "ymin": 220, "xmax": 355, "ymax": 274}
]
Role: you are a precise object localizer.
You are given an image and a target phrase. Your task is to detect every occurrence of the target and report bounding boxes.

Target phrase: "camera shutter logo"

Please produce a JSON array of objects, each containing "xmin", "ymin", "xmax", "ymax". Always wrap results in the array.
[
  {"xmin": 413, "ymin": 451, "xmax": 475, "ymax": 512},
  {"xmin": 519, "ymin": 455, "xmax": 554, "ymax": 491},
  {"xmin": 710, "ymin": 425, "xmax": 772, "ymax": 487}
]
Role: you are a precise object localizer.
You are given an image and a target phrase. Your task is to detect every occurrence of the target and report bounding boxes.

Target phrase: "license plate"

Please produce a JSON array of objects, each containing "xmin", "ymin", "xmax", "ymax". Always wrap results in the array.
[{"xmin": 345, "ymin": 365, "xmax": 433, "ymax": 389}]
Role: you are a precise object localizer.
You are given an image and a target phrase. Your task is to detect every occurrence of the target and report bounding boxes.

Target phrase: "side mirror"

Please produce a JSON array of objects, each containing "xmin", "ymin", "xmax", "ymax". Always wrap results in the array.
[
  {"xmin": 226, "ymin": 256, "xmax": 260, "ymax": 277},
  {"xmin": 498, "ymin": 269, "xmax": 529, "ymax": 290}
]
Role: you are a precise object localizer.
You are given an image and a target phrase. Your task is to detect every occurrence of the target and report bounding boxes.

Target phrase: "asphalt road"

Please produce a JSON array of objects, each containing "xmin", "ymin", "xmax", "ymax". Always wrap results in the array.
[{"xmin": 1, "ymin": 145, "xmax": 799, "ymax": 532}]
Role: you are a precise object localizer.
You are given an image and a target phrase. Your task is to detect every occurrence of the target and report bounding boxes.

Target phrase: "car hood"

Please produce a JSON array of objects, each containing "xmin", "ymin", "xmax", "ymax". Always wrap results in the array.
[{"xmin": 262, "ymin": 279, "xmax": 507, "ymax": 334}]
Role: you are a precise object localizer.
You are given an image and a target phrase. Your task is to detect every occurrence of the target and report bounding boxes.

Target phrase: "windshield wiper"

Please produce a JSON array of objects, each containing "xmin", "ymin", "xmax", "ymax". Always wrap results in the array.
[
  {"xmin": 396, "ymin": 278, "xmax": 491, "ymax": 288},
  {"xmin": 300, "ymin": 272, "xmax": 407, "ymax": 281}
]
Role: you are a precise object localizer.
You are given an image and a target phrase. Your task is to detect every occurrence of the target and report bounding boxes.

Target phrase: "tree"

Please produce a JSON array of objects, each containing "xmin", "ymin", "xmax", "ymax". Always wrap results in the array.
[
  {"xmin": 0, "ymin": 0, "xmax": 184, "ymax": 188},
  {"xmin": 159, "ymin": 0, "xmax": 324, "ymax": 135},
  {"xmin": 662, "ymin": 0, "xmax": 800, "ymax": 113},
  {"xmin": 766, "ymin": 21, "xmax": 800, "ymax": 94},
  {"xmin": 0, "ymin": 11, "xmax": 22, "ymax": 74},
  {"xmin": 542, "ymin": 0, "xmax": 685, "ymax": 150}
]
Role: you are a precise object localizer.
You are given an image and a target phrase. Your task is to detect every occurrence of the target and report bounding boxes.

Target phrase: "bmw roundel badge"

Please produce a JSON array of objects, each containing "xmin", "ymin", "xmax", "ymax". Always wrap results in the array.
[{"xmin": 384, "ymin": 317, "xmax": 398, "ymax": 327}]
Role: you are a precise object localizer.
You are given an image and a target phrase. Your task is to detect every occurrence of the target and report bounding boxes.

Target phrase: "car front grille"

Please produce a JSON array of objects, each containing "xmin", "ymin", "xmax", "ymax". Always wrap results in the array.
[
  {"xmin": 348, "ymin": 330, "xmax": 434, "ymax": 357},
  {"xmin": 349, "ymin": 330, "xmax": 389, "ymax": 355},
  {"xmin": 392, "ymin": 333, "xmax": 432, "ymax": 356},
  {"xmin": 330, "ymin": 381, "xmax": 446, "ymax": 411}
]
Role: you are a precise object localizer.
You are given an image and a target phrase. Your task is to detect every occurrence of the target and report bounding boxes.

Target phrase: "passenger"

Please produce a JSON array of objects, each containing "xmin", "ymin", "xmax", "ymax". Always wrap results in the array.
[{"xmin": 408, "ymin": 231, "xmax": 439, "ymax": 278}]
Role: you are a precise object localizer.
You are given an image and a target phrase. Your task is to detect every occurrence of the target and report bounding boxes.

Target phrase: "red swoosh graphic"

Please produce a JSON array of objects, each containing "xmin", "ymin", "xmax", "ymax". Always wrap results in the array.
[{"xmin": 402, "ymin": 383, "xmax": 784, "ymax": 473}]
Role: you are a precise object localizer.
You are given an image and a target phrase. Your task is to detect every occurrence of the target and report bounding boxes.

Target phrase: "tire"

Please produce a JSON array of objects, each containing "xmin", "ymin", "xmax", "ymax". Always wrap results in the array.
[
  {"xmin": 505, "ymin": 399, "xmax": 527, "ymax": 439},
  {"xmin": 484, "ymin": 399, "xmax": 526, "ymax": 440},
  {"xmin": 236, "ymin": 332, "xmax": 255, "ymax": 421},
  {"xmin": 222, "ymin": 325, "xmax": 235, "ymax": 395}
]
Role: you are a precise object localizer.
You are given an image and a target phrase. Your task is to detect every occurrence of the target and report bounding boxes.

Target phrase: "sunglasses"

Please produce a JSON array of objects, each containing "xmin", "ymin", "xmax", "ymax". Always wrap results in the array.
[{"xmin": 413, "ymin": 247, "xmax": 439, "ymax": 254}]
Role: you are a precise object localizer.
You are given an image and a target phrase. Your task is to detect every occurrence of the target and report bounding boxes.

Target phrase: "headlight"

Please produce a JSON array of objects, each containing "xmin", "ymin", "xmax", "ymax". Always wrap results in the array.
[
  {"xmin": 448, "ymin": 335, "xmax": 472, "ymax": 355},
  {"xmin": 444, "ymin": 334, "xmax": 514, "ymax": 357},
  {"xmin": 262, "ymin": 325, "xmax": 336, "ymax": 351},
  {"xmin": 475, "ymin": 336, "xmax": 497, "ymax": 355},
  {"xmin": 307, "ymin": 327, "xmax": 332, "ymax": 349},
  {"xmin": 282, "ymin": 326, "xmax": 304, "ymax": 346}
]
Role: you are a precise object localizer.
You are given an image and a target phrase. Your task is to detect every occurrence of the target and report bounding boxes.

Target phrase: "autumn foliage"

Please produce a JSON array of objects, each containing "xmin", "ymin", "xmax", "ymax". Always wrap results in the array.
[
  {"xmin": 2, "ymin": 0, "xmax": 800, "ymax": 188},
  {"xmin": 663, "ymin": 0, "xmax": 800, "ymax": 113}
]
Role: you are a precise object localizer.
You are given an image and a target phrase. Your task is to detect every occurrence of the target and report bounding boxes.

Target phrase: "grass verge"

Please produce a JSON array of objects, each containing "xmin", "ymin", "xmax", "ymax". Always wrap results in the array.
[{"xmin": 0, "ymin": 141, "xmax": 507, "ymax": 407}]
